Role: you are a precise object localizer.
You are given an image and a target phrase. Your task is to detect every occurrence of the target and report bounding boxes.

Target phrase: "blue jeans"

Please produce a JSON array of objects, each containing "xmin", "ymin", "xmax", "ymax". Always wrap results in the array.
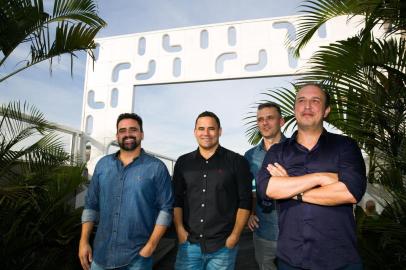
[
  {"xmin": 175, "ymin": 241, "xmax": 238, "ymax": 270},
  {"xmin": 277, "ymin": 259, "xmax": 363, "ymax": 270},
  {"xmin": 90, "ymin": 255, "xmax": 152, "ymax": 270}
]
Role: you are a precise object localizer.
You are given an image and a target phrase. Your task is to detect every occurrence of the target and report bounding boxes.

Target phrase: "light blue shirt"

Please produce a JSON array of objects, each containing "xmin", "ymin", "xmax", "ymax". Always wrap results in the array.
[
  {"xmin": 82, "ymin": 150, "xmax": 173, "ymax": 268},
  {"xmin": 244, "ymin": 137, "xmax": 285, "ymax": 241}
]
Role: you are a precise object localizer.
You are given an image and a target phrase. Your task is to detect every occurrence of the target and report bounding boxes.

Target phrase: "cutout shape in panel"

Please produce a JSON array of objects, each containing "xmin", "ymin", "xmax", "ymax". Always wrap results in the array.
[
  {"xmin": 138, "ymin": 37, "xmax": 146, "ymax": 55},
  {"xmin": 85, "ymin": 115, "xmax": 93, "ymax": 135},
  {"xmin": 135, "ymin": 60, "xmax": 156, "ymax": 80},
  {"xmin": 87, "ymin": 90, "xmax": 105, "ymax": 109},
  {"xmin": 112, "ymin": 62, "xmax": 131, "ymax": 83},
  {"xmin": 272, "ymin": 21, "xmax": 296, "ymax": 42},
  {"xmin": 173, "ymin": 57, "xmax": 181, "ymax": 77},
  {"xmin": 245, "ymin": 49, "xmax": 267, "ymax": 72},
  {"xmin": 228, "ymin": 26, "xmax": 236, "ymax": 46},
  {"xmin": 93, "ymin": 43, "xmax": 100, "ymax": 61},
  {"xmin": 288, "ymin": 47, "xmax": 298, "ymax": 68},
  {"xmin": 200, "ymin": 30, "xmax": 209, "ymax": 49},
  {"xmin": 215, "ymin": 52, "xmax": 237, "ymax": 74},
  {"xmin": 318, "ymin": 23, "xmax": 327, "ymax": 38},
  {"xmin": 162, "ymin": 34, "xmax": 182, "ymax": 53},
  {"xmin": 272, "ymin": 22, "xmax": 298, "ymax": 70},
  {"xmin": 110, "ymin": 88, "xmax": 119, "ymax": 108}
]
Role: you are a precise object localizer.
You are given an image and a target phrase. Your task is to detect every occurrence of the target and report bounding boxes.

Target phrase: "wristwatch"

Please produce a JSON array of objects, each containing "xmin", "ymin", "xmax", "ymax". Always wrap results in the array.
[{"xmin": 297, "ymin": 192, "xmax": 304, "ymax": 202}]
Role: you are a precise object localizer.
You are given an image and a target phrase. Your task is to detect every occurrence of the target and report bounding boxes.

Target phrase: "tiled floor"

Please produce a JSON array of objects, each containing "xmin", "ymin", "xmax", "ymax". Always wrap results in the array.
[{"xmin": 153, "ymin": 228, "xmax": 259, "ymax": 270}]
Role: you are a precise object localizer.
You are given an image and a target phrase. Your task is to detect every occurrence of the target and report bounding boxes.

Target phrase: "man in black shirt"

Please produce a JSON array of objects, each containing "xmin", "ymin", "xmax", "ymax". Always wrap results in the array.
[{"xmin": 173, "ymin": 111, "xmax": 252, "ymax": 270}]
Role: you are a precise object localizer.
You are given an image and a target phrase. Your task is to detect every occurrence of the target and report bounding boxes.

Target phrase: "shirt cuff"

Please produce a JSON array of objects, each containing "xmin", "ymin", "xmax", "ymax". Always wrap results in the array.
[
  {"xmin": 155, "ymin": 210, "xmax": 172, "ymax": 226},
  {"xmin": 81, "ymin": 208, "xmax": 99, "ymax": 224}
]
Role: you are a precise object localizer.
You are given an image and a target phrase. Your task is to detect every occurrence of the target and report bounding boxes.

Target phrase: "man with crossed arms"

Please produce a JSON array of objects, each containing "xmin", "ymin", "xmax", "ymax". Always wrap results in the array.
[{"xmin": 257, "ymin": 84, "xmax": 366, "ymax": 270}]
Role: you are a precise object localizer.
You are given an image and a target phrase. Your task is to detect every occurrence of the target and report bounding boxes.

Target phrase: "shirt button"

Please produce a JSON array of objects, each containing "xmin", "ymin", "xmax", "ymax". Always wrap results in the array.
[
  {"xmin": 203, "ymin": 174, "xmax": 207, "ymax": 178},
  {"xmin": 205, "ymin": 161, "xmax": 208, "ymax": 164},
  {"xmin": 201, "ymin": 203, "xmax": 205, "ymax": 207},
  {"xmin": 202, "ymin": 189, "xmax": 206, "ymax": 192},
  {"xmin": 200, "ymin": 219, "xmax": 204, "ymax": 222},
  {"xmin": 200, "ymin": 234, "xmax": 203, "ymax": 238}
]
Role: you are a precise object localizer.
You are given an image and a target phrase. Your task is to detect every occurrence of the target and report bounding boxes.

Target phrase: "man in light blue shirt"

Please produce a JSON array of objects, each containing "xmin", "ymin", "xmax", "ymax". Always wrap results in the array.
[
  {"xmin": 244, "ymin": 103, "xmax": 285, "ymax": 270},
  {"xmin": 78, "ymin": 113, "xmax": 174, "ymax": 270}
]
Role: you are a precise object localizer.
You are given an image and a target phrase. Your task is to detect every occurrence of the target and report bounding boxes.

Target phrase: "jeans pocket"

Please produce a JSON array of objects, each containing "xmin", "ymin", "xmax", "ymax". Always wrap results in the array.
[{"xmin": 179, "ymin": 240, "xmax": 189, "ymax": 246}]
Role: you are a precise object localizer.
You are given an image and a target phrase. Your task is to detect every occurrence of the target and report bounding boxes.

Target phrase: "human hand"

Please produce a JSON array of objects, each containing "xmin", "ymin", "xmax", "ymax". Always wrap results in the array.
[
  {"xmin": 78, "ymin": 240, "xmax": 92, "ymax": 270},
  {"xmin": 139, "ymin": 243, "xmax": 154, "ymax": 258},
  {"xmin": 176, "ymin": 227, "xmax": 189, "ymax": 244},
  {"xmin": 248, "ymin": 214, "xmax": 259, "ymax": 231},
  {"xmin": 267, "ymin": 163, "xmax": 288, "ymax": 177},
  {"xmin": 225, "ymin": 234, "xmax": 239, "ymax": 249}
]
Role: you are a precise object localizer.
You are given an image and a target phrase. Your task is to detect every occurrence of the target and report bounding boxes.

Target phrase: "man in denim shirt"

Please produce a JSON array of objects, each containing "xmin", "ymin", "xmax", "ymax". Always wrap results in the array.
[
  {"xmin": 244, "ymin": 102, "xmax": 285, "ymax": 270},
  {"xmin": 78, "ymin": 113, "xmax": 174, "ymax": 270}
]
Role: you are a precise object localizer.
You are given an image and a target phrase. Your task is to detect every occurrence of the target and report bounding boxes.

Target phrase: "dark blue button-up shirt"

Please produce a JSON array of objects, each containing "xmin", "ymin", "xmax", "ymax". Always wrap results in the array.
[
  {"xmin": 257, "ymin": 130, "xmax": 366, "ymax": 270},
  {"xmin": 82, "ymin": 150, "xmax": 174, "ymax": 269}
]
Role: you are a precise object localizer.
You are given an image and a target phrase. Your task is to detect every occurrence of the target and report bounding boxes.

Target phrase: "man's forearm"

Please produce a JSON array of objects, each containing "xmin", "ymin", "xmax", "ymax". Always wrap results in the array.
[
  {"xmin": 173, "ymin": 207, "xmax": 186, "ymax": 232},
  {"xmin": 230, "ymin": 208, "xmax": 250, "ymax": 239},
  {"xmin": 266, "ymin": 173, "xmax": 323, "ymax": 199},
  {"xmin": 143, "ymin": 224, "xmax": 168, "ymax": 252},
  {"xmin": 302, "ymin": 181, "xmax": 357, "ymax": 206},
  {"xmin": 80, "ymin": 222, "xmax": 94, "ymax": 244}
]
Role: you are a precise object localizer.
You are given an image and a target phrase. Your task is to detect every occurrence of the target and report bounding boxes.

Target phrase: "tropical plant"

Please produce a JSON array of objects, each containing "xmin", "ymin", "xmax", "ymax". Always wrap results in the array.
[
  {"xmin": 0, "ymin": 0, "xmax": 106, "ymax": 82},
  {"xmin": 0, "ymin": 101, "xmax": 87, "ymax": 269},
  {"xmin": 245, "ymin": 0, "xmax": 406, "ymax": 269}
]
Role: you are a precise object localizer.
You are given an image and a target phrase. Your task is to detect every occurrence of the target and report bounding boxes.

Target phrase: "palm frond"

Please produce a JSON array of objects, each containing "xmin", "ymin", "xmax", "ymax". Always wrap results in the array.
[{"xmin": 0, "ymin": 0, "xmax": 106, "ymax": 82}]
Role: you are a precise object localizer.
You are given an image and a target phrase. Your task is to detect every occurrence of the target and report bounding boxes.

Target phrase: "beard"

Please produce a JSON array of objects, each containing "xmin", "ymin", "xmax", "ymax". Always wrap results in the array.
[{"xmin": 118, "ymin": 136, "xmax": 139, "ymax": 151}]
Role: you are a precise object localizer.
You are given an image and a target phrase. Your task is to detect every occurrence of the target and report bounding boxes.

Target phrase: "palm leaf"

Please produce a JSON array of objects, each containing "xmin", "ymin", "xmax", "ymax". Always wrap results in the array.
[{"xmin": 0, "ymin": 0, "xmax": 106, "ymax": 82}]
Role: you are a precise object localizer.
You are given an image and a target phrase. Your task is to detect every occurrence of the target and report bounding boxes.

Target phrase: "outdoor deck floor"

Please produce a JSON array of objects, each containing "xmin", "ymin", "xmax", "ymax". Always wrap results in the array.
[{"xmin": 153, "ymin": 228, "xmax": 259, "ymax": 270}]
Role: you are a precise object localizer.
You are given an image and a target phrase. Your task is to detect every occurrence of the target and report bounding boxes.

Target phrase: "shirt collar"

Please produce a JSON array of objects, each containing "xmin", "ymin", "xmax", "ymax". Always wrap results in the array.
[
  {"xmin": 290, "ymin": 128, "xmax": 328, "ymax": 148},
  {"xmin": 114, "ymin": 148, "xmax": 145, "ymax": 163},
  {"xmin": 257, "ymin": 133, "xmax": 287, "ymax": 151},
  {"xmin": 194, "ymin": 145, "xmax": 224, "ymax": 160}
]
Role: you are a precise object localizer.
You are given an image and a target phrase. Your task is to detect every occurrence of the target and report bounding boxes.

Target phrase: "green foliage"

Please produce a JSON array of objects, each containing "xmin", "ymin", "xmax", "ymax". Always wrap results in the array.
[
  {"xmin": 0, "ymin": 102, "xmax": 87, "ymax": 269},
  {"xmin": 245, "ymin": 0, "xmax": 406, "ymax": 268},
  {"xmin": 0, "ymin": 0, "xmax": 106, "ymax": 82}
]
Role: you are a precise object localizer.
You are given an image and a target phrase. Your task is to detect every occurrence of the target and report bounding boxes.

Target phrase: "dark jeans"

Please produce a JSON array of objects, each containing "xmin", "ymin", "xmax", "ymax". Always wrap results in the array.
[{"xmin": 277, "ymin": 259, "xmax": 363, "ymax": 270}]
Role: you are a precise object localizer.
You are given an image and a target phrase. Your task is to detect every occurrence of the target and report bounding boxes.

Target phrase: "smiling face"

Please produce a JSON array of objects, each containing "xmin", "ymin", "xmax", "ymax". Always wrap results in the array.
[
  {"xmin": 257, "ymin": 106, "xmax": 284, "ymax": 140},
  {"xmin": 294, "ymin": 85, "xmax": 330, "ymax": 131},
  {"xmin": 116, "ymin": 118, "xmax": 144, "ymax": 151},
  {"xmin": 194, "ymin": 116, "xmax": 222, "ymax": 152}
]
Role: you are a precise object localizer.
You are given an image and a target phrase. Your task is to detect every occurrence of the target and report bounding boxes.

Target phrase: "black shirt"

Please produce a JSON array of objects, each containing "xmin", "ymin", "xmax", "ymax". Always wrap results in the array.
[
  {"xmin": 257, "ymin": 130, "xmax": 366, "ymax": 270},
  {"xmin": 173, "ymin": 146, "xmax": 252, "ymax": 253}
]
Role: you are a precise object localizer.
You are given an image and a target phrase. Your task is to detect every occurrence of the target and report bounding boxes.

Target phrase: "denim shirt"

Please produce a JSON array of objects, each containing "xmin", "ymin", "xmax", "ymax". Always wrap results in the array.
[
  {"xmin": 81, "ymin": 150, "xmax": 174, "ymax": 268},
  {"xmin": 244, "ymin": 137, "xmax": 285, "ymax": 241}
]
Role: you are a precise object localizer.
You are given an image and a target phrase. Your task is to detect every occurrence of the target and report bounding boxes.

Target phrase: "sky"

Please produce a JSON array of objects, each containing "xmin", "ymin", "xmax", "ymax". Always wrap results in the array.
[{"xmin": 0, "ymin": 0, "xmax": 304, "ymax": 159}]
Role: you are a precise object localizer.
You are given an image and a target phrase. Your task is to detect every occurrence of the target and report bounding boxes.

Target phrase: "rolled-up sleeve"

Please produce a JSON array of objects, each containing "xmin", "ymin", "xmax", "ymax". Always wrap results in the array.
[
  {"xmin": 338, "ymin": 138, "xmax": 367, "ymax": 202},
  {"xmin": 81, "ymin": 163, "xmax": 101, "ymax": 224},
  {"xmin": 235, "ymin": 156, "xmax": 253, "ymax": 210},
  {"xmin": 154, "ymin": 162, "xmax": 174, "ymax": 226}
]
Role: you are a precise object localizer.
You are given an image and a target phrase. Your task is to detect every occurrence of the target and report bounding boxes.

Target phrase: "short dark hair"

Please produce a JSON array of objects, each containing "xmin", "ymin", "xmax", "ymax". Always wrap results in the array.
[
  {"xmin": 116, "ymin": 113, "xmax": 143, "ymax": 132},
  {"xmin": 195, "ymin": 111, "xmax": 221, "ymax": 128},
  {"xmin": 297, "ymin": 83, "xmax": 330, "ymax": 108},
  {"xmin": 257, "ymin": 102, "xmax": 282, "ymax": 117}
]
